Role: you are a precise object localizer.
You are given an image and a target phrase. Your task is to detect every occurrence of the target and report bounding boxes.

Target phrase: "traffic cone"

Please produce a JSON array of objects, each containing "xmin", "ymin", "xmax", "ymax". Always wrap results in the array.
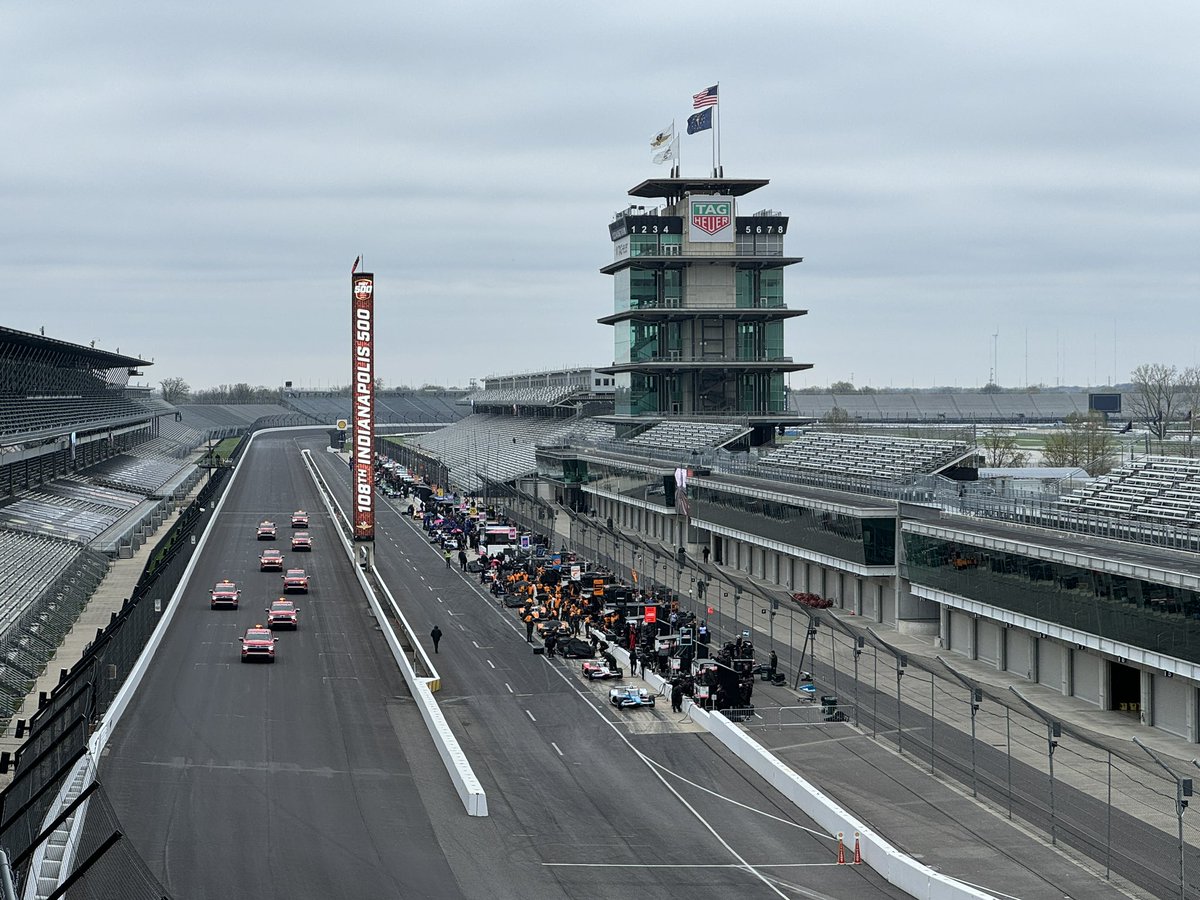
[
  {"xmin": 853, "ymin": 832, "xmax": 862, "ymax": 864},
  {"xmin": 836, "ymin": 832, "xmax": 846, "ymax": 865}
]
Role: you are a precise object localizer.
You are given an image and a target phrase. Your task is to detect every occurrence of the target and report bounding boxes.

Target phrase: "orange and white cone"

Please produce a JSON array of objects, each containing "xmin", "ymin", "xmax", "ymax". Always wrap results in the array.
[
  {"xmin": 853, "ymin": 832, "xmax": 862, "ymax": 864},
  {"xmin": 836, "ymin": 832, "xmax": 846, "ymax": 865}
]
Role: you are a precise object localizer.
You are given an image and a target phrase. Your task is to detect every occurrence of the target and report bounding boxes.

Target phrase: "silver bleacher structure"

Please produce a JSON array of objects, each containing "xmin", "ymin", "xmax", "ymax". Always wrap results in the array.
[
  {"xmin": 0, "ymin": 325, "xmax": 206, "ymax": 725},
  {"xmin": 1058, "ymin": 457, "xmax": 1200, "ymax": 528},
  {"xmin": 791, "ymin": 391, "xmax": 1111, "ymax": 424}
]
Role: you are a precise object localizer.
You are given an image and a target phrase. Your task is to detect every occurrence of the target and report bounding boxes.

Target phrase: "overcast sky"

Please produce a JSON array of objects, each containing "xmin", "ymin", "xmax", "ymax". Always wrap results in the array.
[{"xmin": 3, "ymin": 2, "xmax": 1197, "ymax": 393}]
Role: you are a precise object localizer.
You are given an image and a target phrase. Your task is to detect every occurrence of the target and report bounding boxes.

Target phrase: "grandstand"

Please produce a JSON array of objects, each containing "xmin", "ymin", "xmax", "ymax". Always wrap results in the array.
[
  {"xmin": 760, "ymin": 431, "xmax": 976, "ymax": 479},
  {"xmin": 396, "ymin": 413, "xmax": 615, "ymax": 491},
  {"xmin": 790, "ymin": 391, "xmax": 1118, "ymax": 424},
  {"xmin": 625, "ymin": 421, "xmax": 751, "ymax": 453},
  {"xmin": 1058, "ymin": 456, "xmax": 1200, "ymax": 527},
  {"xmin": 282, "ymin": 389, "xmax": 467, "ymax": 425}
]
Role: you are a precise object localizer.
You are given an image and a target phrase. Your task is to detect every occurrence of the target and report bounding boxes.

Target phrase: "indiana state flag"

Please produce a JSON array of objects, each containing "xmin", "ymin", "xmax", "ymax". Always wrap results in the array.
[{"xmin": 687, "ymin": 108, "xmax": 713, "ymax": 135}]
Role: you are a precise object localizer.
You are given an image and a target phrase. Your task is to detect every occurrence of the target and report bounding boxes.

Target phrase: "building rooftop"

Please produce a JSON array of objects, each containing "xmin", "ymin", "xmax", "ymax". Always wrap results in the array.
[{"xmin": 626, "ymin": 178, "xmax": 769, "ymax": 200}]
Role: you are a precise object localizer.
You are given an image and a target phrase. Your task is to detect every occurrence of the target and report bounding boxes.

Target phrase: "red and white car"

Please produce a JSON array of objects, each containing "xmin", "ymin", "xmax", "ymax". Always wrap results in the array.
[
  {"xmin": 265, "ymin": 599, "xmax": 299, "ymax": 630},
  {"xmin": 210, "ymin": 580, "xmax": 240, "ymax": 610},
  {"xmin": 240, "ymin": 627, "xmax": 276, "ymax": 663},
  {"xmin": 256, "ymin": 521, "xmax": 277, "ymax": 540},
  {"xmin": 259, "ymin": 549, "xmax": 284, "ymax": 571},
  {"xmin": 282, "ymin": 568, "xmax": 309, "ymax": 593},
  {"xmin": 582, "ymin": 661, "xmax": 624, "ymax": 680},
  {"xmin": 291, "ymin": 510, "xmax": 309, "ymax": 528},
  {"xmin": 291, "ymin": 531, "xmax": 312, "ymax": 551}
]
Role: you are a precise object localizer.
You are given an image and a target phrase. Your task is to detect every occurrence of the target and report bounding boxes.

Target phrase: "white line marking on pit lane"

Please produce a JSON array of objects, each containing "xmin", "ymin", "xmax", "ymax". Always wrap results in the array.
[
  {"xmin": 505, "ymin": 683, "xmax": 513, "ymax": 693},
  {"xmin": 487, "ymin": 659, "xmax": 495, "ymax": 668},
  {"xmin": 525, "ymin": 710, "xmax": 536, "ymax": 722},
  {"xmin": 437, "ymin": 597, "xmax": 443, "ymax": 603},
  {"xmin": 541, "ymin": 862, "xmax": 842, "ymax": 869},
  {"xmin": 472, "ymin": 640, "xmax": 480, "ymax": 649},
  {"xmin": 551, "ymin": 742, "xmax": 563, "ymax": 757}
]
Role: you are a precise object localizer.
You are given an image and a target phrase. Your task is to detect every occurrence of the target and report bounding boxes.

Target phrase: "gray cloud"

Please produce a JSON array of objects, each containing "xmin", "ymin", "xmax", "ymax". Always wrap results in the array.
[{"xmin": 2, "ymin": 1, "xmax": 1197, "ymax": 392}]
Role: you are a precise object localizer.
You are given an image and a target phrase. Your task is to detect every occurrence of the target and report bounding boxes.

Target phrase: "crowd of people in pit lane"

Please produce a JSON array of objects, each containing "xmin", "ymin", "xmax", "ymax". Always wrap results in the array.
[{"xmin": 401, "ymin": 487, "xmax": 779, "ymax": 715}]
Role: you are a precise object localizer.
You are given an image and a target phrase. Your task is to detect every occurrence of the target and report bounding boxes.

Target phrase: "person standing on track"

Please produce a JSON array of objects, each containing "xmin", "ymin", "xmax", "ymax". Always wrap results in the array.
[
  {"xmin": 444, "ymin": 548, "xmax": 452, "ymax": 568},
  {"xmin": 430, "ymin": 625, "xmax": 442, "ymax": 654},
  {"xmin": 458, "ymin": 548, "xmax": 468, "ymax": 571}
]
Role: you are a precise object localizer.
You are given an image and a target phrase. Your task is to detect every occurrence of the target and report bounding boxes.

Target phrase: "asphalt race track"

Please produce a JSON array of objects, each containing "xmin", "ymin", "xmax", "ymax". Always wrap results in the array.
[{"xmin": 100, "ymin": 431, "xmax": 908, "ymax": 899}]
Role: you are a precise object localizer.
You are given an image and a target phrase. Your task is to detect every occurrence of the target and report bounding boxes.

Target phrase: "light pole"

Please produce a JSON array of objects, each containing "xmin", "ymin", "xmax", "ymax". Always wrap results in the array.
[{"xmin": 937, "ymin": 656, "xmax": 983, "ymax": 798}]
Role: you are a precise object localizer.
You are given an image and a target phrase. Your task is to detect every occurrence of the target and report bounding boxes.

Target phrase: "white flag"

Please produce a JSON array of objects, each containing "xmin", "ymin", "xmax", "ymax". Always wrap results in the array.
[
  {"xmin": 650, "ymin": 123, "xmax": 674, "ymax": 150},
  {"xmin": 652, "ymin": 136, "xmax": 678, "ymax": 165}
]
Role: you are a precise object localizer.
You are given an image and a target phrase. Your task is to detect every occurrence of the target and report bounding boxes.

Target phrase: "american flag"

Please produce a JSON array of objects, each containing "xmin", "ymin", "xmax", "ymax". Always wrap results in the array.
[{"xmin": 693, "ymin": 85, "xmax": 718, "ymax": 109}]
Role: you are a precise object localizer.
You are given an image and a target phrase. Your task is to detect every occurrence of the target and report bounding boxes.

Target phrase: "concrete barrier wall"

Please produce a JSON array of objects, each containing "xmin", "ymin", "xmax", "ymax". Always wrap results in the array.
[
  {"xmin": 609, "ymin": 644, "xmax": 993, "ymax": 900},
  {"xmin": 301, "ymin": 449, "xmax": 486, "ymax": 816}
]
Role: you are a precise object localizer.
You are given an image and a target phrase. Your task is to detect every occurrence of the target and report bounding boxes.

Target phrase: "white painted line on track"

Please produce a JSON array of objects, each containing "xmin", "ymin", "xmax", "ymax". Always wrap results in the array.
[
  {"xmin": 550, "ymin": 742, "xmax": 563, "ymax": 757},
  {"xmin": 542, "ymin": 862, "xmax": 841, "ymax": 869},
  {"xmin": 487, "ymin": 659, "xmax": 495, "ymax": 669},
  {"xmin": 505, "ymin": 683, "xmax": 513, "ymax": 693},
  {"xmin": 525, "ymin": 710, "xmax": 536, "ymax": 722},
  {"xmin": 472, "ymin": 641, "xmax": 480, "ymax": 649}
]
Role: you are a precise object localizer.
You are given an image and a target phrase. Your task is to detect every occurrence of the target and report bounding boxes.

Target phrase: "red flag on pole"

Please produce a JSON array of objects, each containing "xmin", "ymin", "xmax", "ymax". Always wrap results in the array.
[{"xmin": 351, "ymin": 255, "xmax": 361, "ymax": 274}]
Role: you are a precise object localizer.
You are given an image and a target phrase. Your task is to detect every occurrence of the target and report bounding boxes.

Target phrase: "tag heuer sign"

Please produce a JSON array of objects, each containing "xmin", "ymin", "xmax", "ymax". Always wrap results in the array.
[
  {"xmin": 688, "ymin": 194, "xmax": 734, "ymax": 242},
  {"xmin": 353, "ymin": 277, "xmax": 373, "ymax": 300}
]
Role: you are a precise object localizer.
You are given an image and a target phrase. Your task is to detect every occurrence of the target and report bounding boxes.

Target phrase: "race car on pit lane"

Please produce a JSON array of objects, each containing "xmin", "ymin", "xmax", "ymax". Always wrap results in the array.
[
  {"xmin": 281, "ymin": 568, "xmax": 309, "ymax": 593},
  {"xmin": 291, "ymin": 531, "xmax": 312, "ymax": 551},
  {"xmin": 210, "ymin": 580, "xmax": 240, "ymax": 610},
  {"xmin": 265, "ymin": 599, "xmax": 299, "ymax": 630},
  {"xmin": 256, "ymin": 521, "xmax": 277, "ymax": 540},
  {"xmin": 259, "ymin": 549, "xmax": 284, "ymax": 571},
  {"xmin": 240, "ymin": 627, "xmax": 276, "ymax": 663},
  {"xmin": 582, "ymin": 661, "xmax": 622, "ymax": 680},
  {"xmin": 609, "ymin": 685, "xmax": 655, "ymax": 708}
]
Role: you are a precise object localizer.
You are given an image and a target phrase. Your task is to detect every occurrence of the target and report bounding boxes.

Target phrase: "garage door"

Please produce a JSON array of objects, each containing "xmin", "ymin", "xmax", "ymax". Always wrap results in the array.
[
  {"xmin": 1154, "ymin": 676, "xmax": 1192, "ymax": 739},
  {"xmin": 949, "ymin": 611, "xmax": 973, "ymax": 659},
  {"xmin": 976, "ymin": 621, "xmax": 1001, "ymax": 667},
  {"xmin": 1072, "ymin": 652, "xmax": 1101, "ymax": 706},
  {"xmin": 1006, "ymin": 629, "xmax": 1034, "ymax": 681},
  {"xmin": 1037, "ymin": 640, "xmax": 1066, "ymax": 693}
]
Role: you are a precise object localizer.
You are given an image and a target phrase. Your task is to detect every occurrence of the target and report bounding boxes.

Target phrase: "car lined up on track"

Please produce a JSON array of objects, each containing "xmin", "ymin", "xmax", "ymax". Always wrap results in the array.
[
  {"xmin": 291, "ymin": 531, "xmax": 312, "ymax": 551},
  {"xmin": 256, "ymin": 520, "xmax": 277, "ymax": 540},
  {"xmin": 265, "ymin": 599, "xmax": 299, "ymax": 630},
  {"xmin": 210, "ymin": 580, "xmax": 240, "ymax": 610},
  {"xmin": 260, "ymin": 549, "xmax": 284, "ymax": 571},
  {"xmin": 282, "ymin": 568, "xmax": 309, "ymax": 593},
  {"xmin": 240, "ymin": 627, "xmax": 276, "ymax": 662}
]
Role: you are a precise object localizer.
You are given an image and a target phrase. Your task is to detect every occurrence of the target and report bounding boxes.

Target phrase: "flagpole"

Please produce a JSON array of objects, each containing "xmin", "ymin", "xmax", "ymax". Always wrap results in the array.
[{"xmin": 715, "ymin": 82, "xmax": 722, "ymax": 177}]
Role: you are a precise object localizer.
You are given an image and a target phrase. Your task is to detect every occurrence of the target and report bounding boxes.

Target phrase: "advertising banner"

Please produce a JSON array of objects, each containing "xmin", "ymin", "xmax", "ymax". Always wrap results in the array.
[
  {"xmin": 688, "ymin": 194, "xmax": 735, "ymax": 243},
  {"xmin": 351, "ymin": 272, "xmax": 375, "ymax": 541}
]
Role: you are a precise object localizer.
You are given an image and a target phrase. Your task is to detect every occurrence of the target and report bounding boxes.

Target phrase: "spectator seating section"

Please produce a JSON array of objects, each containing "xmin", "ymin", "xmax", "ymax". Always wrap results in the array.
[
  {"xmin": 790, "ymin": 391, "xmax": 1099, "ymax": 423},
  {"xmin": 0, "ymin": 394, "xmax": 152, "ymax": 439},
  {"xmin": 0, "ymin": 530, "xmax": 85, "ymax": 633},
  {"xmin": 285, "ymin": 393, "xmax": 466, "ymax": 424},
  {"xmin": 406, "ymin": 414, "xmax": 616, "ymax": 490},
  {"xmin": 760, "ymin": 432, "xmax": 973, "ymax": 479},
  {"xmin": 625, "ymin": 421, "xmax": 751, "ymax": 452},
  {"xmin": 466, "ymin": 386, "xmax": 582, "ymax": 408},
  {"xmin": 174, "ymin": 404, "xmax": 293, "ymax": 432},
  {"xmin": 1058, "ymin": 457, "xmax": 1200, "ymax": 527}
]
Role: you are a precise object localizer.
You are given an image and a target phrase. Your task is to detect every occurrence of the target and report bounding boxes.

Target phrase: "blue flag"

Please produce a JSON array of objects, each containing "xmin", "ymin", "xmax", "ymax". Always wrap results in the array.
[{"xmin": 687, "ymin": 108, "xmax": 712, "ymax": 134}]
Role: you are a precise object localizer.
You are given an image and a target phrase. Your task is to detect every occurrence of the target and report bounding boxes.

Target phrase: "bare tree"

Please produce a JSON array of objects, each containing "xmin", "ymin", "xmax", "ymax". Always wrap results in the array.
[
  {"xmin": 820, "ymin": 407, "xmax": 858, "ymax": 432},
  {"xmin": 1180, "ymin": 366, "xmax": 1200, "ymax": 444},
  {"xmin": 1127, "ymin": 363, "xmax": 1179, "ymax": 441},
  {"xmin": 159, "ymin": 376, "xmax": 190, "ymax": 404},
  {"xmin": 1042, "ymin": 413, "xmax": 1117, "ymax": 476},
  {"xmin": 979, "ymin": 430, "xmax": 1028, "ymax": 468}
]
